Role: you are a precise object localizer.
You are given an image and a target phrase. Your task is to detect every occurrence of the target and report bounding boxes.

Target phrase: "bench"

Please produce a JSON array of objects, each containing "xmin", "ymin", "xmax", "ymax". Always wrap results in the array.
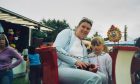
[{"xmin": 36, "ymin": 47, "xmax": 59, "ymax": 84}]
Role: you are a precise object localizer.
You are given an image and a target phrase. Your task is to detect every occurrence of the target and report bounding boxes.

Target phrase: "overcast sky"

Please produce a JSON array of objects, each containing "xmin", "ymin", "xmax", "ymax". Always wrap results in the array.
[{"xmin": 0, "ymin": 0, "xmax": 140, "ymax": 41}]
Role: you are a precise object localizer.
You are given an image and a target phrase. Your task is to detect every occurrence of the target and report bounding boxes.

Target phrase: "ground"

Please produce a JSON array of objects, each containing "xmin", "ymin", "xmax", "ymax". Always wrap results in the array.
[{"xmin": 13, "ymin": 75, "xmax": 29, "ymax": 84}]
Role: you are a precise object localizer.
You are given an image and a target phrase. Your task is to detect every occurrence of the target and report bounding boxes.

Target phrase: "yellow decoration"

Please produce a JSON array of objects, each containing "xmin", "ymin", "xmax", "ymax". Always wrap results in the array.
[
  {"xmin": 10, "ymin": 44, "xmax": 16, "ymax": 48},
  {"xmin": 107, "ymin": 25, "xmax": 122, "ymax": 42}
]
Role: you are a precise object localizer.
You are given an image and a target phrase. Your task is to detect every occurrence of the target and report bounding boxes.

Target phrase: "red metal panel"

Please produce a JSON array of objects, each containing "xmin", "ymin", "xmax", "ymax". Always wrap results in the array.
[
  {"xmin": 109, "ymin": 48, "xmax": 118, "ymax": 84},
  {"xmin": 36, "ymin": 47, "xmax": 59, "ymax": 84}
]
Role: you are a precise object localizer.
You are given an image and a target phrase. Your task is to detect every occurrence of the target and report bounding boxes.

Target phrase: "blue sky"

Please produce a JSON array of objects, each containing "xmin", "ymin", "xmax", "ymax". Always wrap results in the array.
[{"xmin": 0, "ymin": 0, "xmax": 140, "ymax": 41}]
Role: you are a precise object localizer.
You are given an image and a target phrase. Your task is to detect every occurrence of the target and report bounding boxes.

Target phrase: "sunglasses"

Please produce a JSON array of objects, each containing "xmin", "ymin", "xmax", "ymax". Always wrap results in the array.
[{"xmin": 81, "ymin": 17, "xmax": 93, "ymax": 24}]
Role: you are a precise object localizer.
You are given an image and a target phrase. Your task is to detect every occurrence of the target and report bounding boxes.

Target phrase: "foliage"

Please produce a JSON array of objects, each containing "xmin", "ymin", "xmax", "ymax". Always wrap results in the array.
[
  {"xmin": 31, "ymin": 29, "xmax": 47, "ymax": 38},
  {"xmin": 84, "ymin": 37, "xmax": 92, "ymax": 41},
  {"xmin": 93, "ymin": 32, "xmax": 101, "ymax": 37},
  {"xmin": 40, "ymin": 19, "xmax": 70, "ymax": 42},
  {"xmin": 13, "ymin": 76, "xmax": 29, "ymax": 84}
]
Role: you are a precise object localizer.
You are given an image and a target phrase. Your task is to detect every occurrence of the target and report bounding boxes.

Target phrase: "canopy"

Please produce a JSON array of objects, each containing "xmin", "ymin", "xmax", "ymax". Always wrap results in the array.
[{"xmin": 0, "ymin": 7, "xmax": 54, "ymax": 31}]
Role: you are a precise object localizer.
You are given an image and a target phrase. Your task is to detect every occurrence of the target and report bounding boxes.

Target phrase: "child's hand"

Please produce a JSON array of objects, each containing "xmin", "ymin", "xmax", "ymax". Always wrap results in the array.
[
  {"xmin": 97, "ymin": 64, "xmax": 100, "ymax": 69},
  {"xmin": 89, "ymin": 64, "xmax": 98, "ymax": 73}
]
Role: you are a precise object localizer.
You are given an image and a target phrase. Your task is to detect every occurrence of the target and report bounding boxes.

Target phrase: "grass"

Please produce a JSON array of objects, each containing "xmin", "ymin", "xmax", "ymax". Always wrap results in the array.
[{"xmin": 13, "ymin": 75, "xmax": 29, "ymax": 84}]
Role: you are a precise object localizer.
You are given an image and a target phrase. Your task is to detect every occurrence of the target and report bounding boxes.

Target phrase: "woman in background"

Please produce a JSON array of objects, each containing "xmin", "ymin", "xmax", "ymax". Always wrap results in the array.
[{"xmin": 0, "ymin": 33, "xmax": 22, "ymax": 84}]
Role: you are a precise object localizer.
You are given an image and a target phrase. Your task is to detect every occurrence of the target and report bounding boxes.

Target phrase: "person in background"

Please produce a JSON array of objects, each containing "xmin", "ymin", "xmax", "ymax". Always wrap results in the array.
[
  {"xmin": 134, "ymin": 37, "xmax": 140, "ymax": 84},
  {"xmin": 88, "ymin": 37, "xmax": 112, "ymax": 84},
  {"xmin": 135, "ymin": 37, "xmax": 140, "ymax": 58},
  {"xmin": 22, "ymin": 46, "xmax": 28, "ymax": 61},
  {"xmin": 0, "ymin": 33, "xmax": 22, "ymax": 84},
  {"xmin": 28, "ymin": 46, "xmax": 41, "ymax": 84},
  {"xmin": 53, "ymin": 17, "xmax": 103, "ymax": 84}
]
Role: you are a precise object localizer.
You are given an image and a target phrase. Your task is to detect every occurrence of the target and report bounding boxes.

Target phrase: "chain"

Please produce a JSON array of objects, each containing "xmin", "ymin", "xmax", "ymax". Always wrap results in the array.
[{"xmin": 56, "ymin": 49, "xmax": 97, "ymax": 59}]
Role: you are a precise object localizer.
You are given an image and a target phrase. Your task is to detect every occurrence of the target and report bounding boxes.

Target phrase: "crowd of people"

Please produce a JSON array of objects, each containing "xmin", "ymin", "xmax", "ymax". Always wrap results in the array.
[{"xmin": 0, "ymin": 17, "xmax": 140, "ymax": 84}]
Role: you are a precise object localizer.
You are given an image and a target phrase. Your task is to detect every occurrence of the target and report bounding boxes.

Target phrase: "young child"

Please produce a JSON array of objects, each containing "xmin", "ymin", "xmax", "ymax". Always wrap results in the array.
[
  {"xmin": 28, "ymin": 46, "xmax": 41, "ymax": 84},
  {"xmin": 88, "ymin": 37, "xmax": 112, "ymax": 84}
]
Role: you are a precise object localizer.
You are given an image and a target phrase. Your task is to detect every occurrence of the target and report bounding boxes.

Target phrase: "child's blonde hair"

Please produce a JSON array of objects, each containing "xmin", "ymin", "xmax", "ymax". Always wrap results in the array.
[
  {"xmin": 91, "ymin": 37, "xmax": 104, "ymax": 46},
  {"xmin": 91, "ymin": 37, "xmax": 109, "ymax": 53}
]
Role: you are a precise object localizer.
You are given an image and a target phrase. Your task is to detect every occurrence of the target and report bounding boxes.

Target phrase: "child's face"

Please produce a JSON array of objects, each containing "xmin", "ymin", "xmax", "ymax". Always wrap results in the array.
[{"xmin": 92, "ymin": 44, "xmax": 104, "ymax": 55}]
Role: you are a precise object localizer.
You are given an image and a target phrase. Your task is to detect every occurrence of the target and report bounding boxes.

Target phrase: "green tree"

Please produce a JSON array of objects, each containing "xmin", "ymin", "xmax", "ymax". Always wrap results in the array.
[
  {"xmin": 93, "ymin": 32, "xmax": 101, "ymax": 37},
  {"xmin": 84, "ymin": 37, "xmax": 92, "ymax": 41},
  {"xmin": 31, "ymin": 29, "xmax": 47, "ymax": 47},
  {"xmin": 32, "ymin": 29, "xmax": 47, "ymax": 38},
  {"xmin": 40, "ymin": 19, "xmax": 70, "ymax": 42}
]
